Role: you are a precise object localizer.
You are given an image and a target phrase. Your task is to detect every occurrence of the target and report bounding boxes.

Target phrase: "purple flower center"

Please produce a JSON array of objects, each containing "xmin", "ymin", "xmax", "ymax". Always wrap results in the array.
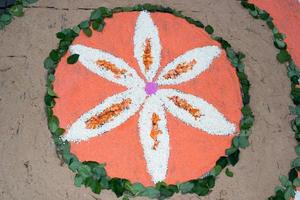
[{"xmin": 145, "ymin": 82, "xmax": 158, "ymax": 95}]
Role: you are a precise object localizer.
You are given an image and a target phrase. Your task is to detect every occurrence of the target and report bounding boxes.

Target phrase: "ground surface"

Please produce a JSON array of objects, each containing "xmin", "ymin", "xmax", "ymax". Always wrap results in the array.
[{"xmin": 0, "ymin": 0, "xmax": 297, "ymax": 199}]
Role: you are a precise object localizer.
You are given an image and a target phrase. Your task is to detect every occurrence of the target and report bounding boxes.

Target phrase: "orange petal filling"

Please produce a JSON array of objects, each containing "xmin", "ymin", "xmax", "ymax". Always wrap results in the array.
[
  {"xmin": 169, "ymin": 96, "xmax": 201, "ymax": 118},
  {"xmin": 85, "ymin": 98, "xmax": 132, "ymax": 129},
  {"xmin": 163, "ymin": 59, "xmax": 197, "ymax": 79},
  {"xmin": 96, "ymin": 60, "xmax": 127, "ymax": 77},
  {"xmin": 150, "ymin": 113, "xmax": 162, "ymax": 150},
  {"xmin": 143, "ymin": 38, "xmax": 153, "ymax": 71}
]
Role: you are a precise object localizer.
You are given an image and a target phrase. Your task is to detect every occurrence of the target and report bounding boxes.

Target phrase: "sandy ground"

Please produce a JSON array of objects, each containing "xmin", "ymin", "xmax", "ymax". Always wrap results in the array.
[{"xmin": 0, "ymin": 0, "xmax": 296, "ymax": 199}]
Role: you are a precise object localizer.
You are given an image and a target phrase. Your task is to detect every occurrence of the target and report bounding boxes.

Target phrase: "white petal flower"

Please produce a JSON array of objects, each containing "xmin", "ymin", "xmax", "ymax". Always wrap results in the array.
[
  {"xmin": 156, "ymin": 46, "xmax": 221, "ymax": 86},
  {"xmin": 63, "ymin": 88, "xmax": 146, "ymax": 142},
  {"xmin": 63, "ymin": 11, "xmax": 238, "ymax": 184},
  {"xmin": 134, "ymin": 11, "xmax": 161, "ymax": 82},
  {"xmin": 138, "ymin": 95, "xmax": 169, "ymax": 183},
  {"xmin": 157, "ymin": 89, "xmax": 236, "ymax": 135},
  {"xmin": 69, "ymin": 44, "xmax": 145, "ymax": 88}
]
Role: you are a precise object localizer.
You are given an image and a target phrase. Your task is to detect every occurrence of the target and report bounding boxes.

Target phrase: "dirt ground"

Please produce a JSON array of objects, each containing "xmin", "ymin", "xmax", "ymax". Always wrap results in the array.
[{"xmin": 0, "ymin": 0, "xmax": 296, "ymax": 199}]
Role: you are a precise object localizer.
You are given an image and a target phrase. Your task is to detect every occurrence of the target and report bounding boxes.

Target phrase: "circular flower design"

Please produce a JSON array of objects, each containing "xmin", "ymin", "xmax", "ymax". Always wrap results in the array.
[{"xmin": 60, "ymin": 11, "xmax": 237, "ymax": 184}]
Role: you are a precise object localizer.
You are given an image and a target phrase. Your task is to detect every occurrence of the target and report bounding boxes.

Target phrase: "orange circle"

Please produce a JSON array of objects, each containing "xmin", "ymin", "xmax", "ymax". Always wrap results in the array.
[{"xmin": 53, "ymin": 12, "xmax": 242, "ymax": 186}]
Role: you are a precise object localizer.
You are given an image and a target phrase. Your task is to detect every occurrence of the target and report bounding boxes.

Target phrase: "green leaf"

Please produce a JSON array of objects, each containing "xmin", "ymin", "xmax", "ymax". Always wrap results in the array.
[
  {"xmin": 226, "ymin": 48, "xmax": 236, "ymax": 59},
  {"xmin": 239, "ymin": 136, "xmax": 250, "ymax": 148},
  {"xmin": 232, "ymin": 137, "xmax": 239, "ymax": 147},
  {"xmin": 249, "ymin": 9, "xmax": 258, "ymax": 17},
  {"xmin": 56, "ymin": 32, "xmax": 65, "ymax": 39},
  {"xmin": 67, "ymin": 54, "xmax": 79, "ymax": 64},
  {"xmin": 92, "ymin": 21, "xmax": 105, "ymax": 31},
  {"xmin": 83, "ymin": 27, "xmax": 92, "ymax": 37},
  {"xmin": 276, "ymin": 50, "xmax": 291, "ymax": 63},
  {"xmin": 289, "ymin": 168, "xmax": 298, "ymax": 181},
  {"xmin": 54, "ymin": 128, "xmax": 64, "ymax": 136},
  {"xmin": 22, "ymin": 0, "xmax": 38, "ymax": 6},
  {"xmin": 225, "ymin": 168, "xmax": 233, "ymax": 177},
  {"xmin": 216, "ymin": 157, "xmax": 228, "ymax": 168},
  {"xmin": 241, "ymin": 116, "xmax": 254, "ymax": 129},
  {"xmin": 9, "ymin": 5, "xmax": 24, "ymax": 17},
  {"xmin": 227, "ymin": 149, "xmax": 240, "ymax": 166},
  {"xmin": 47, "ymin": 87, "xmax": 57, "ymax": 97},
  {"xmin": 274, "ymin": 185, "xmax": 284, "ymax": 193},
  {"xmin": 295, "ymin": 145, "xmax": 300, "ymax": 156},
  {"xmin": 82, "ymin": 161, "xmax": 99, "ymax": 168},
  {"xmin": 274, "ymin": 39, "xmax": 286, "ymax": 49},
  {"xmin": 72, "ymin": 25, "xmax": 80, "ymax": 34},
  {"xmin": 130, "ymin": 183, "xmax": 145, "ymax": 195},
  {"xmin": 293, "ymin": 178, "xmax": 300, "ymax": 187},
  {"xmin": 0, "ymin": 21, "xmax": 5, "ymax": 30},
  {"xmin": 96, "ymin": 7, "xmax": 112, "ymax": 17},
  {"xmin": 79, "ymin": 20, "xmax": 89, "ymax": 29},
  {"xmin": 48, "ymin": 115, "xmax": 59, "ymax": 133},
  {"xmin": 78, "ymin": 165, "xmax": 92, "ymax": 179},
  {"xmin": 274, "ymin": 32, "xmax": 285, "ymax": 40},
  {"xmin": 205, "ymin": 25, "xmax": 214, "ymax": 34},
  {"xmin": 225, "ymin": 147, "xmax": 238, "ymax": 155},
  {"xmin": 0, "ymin": 13, "xmax": 12, "ymax": 24},
  {"xmin": 69, "ymin": 160, "xmax": 81, "ymax": 172},
  {"xmin": 85, "ymin": 177, "xmax": 101, "ymax": 194},
  {"xmin": 242, "ymin": 105, "xmax": 253, "ymax": 117},
  {"xmin": 100, "ymin": 177, "xmax": 109, "ymax": 189},
  {"xmin": 204, "ymin": 175, "xmax": 215, "ymax": 188},
  {"xmin": 44, "ymin": 57, "xmax": 56, "ymax": 69},
  {"xmin": 47, "ymin": 74, "xmax": 55, "ymax": 86},
  {"xmin": 44, "ymin": 95, "xmax": 55, "ymax": 108},
  {"xmin": 259, "ymin": 11, "xmax": 270, "ymax": 20},
  {"xmin": 279, "ymin": 175, "xmax": 289, "ymax": 187},
  {"xmin": 284, "ymin": 186, "xmax": 295, "ymax": 200},
  {"xmin": 139, "ymin": 187, "xmax": 160, "ymax": 198},
  {"xmin": 110, "ymin": 178, "xmax": 125, "ymax": 197},
  {"xmin": 49, "ymin": 50, "xmax": 60, "ymax": 62},
  {"xmin": 93, "ymin": 165, "xmax": 107, "ymax": 179},
  {"xmin": 74, "ymin": 174, "xmax": 83, "ymax": 187},
  {"xmin": 291, "ymin": 157, "xmax": 300, "ymax": 168},
  {"xmin": 90, "ymin": 9, "xmax": 103, "ymax": 20},
  {"xmin": 192, "ymin": 182, "xmax": 209, "ymax": 196},
  {"xmin": 210, "ymin": 165, "xmax": 222, "ymax": 176},
  {"xmin": 179, "ymin": 182, "xmax": 194, "ymax": 194}
]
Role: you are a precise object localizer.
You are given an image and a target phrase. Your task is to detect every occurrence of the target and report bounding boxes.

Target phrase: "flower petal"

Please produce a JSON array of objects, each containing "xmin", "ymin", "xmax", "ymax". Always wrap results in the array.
[
  {"xmin": 69, "ymin": 44, "xmax": 144, "ymax": 88},
  {"xmin": 134, "ymin": 11, "xmax": 161, "ymax": 82},
  {"xmin": 138, "ymin": 95, "xmax": 169, "ymax": 183},
  {"xmin": 295, "ymin": 191, "xmax": 300, "ymax": 200},
  {"xmin": 63, "ymin": 88, "xmax": 146, "ymax": 142},
  {"xmin": 157, "ymin": 89, "xmax": 236, "ymax": 135},
  {"xmin": 156, "ymin": 46, "xmax": 221, "ymax": 85}
]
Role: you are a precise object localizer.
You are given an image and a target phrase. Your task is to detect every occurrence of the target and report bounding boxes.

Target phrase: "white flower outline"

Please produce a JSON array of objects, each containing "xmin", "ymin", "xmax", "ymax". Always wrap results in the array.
[{"xmin": 63, "ymin": 11, "xmax": 237, "ymax": 183}]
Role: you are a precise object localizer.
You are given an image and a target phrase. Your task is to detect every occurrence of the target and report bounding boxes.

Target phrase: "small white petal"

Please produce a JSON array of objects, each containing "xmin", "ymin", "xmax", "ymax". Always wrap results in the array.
[
  {"xmin": 69, "ymin": 44, "xmax": 145, "ymax": 88},
  {"xmin": 63, "ymin": 88, "xmax": 146, "ymax": 142},
  {"xmin": 138, "ymin": 95, "xmax": 169, "ymax": 183},
  {"xmin": 157, "ymin": 89, "xmax": 236, "ymax": 135},
  {"xmin": 157, "ymin": 46, "xmax": 221, "ymax": 86},
  {"xmin": 295, "ymin": 191, "xmax": 300, "ymax": 200},
  {"xmin": 134, "ymin": 11, "xmax": 161, "ymax": 82}
]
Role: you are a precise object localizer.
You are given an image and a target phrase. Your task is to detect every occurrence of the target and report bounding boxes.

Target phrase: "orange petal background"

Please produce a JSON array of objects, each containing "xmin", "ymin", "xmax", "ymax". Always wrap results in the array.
[
  {"xmin": 53, "ymin": 12, "xmax": 242, "ymax": 185},
  {"xmin": 250, "ymin": 0, "xmax": 300, "ymax": 66},
  {"xmin": 248, "ymin": 0, "xmax": 300, "ymax": 198}
]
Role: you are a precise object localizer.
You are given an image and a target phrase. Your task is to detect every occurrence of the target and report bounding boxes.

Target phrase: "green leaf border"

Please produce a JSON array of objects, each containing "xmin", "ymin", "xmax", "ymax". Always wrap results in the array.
[
  {"xmin": 44, "ymin": 4, "xmax": 254, "ymax": 199},
  {"xmin": 239, "ymin": 0, "xmax": 300, "ymax": 199},
  {"xmin": 0, "ymin": 0, "xmax": 38, "ymax": 30}
]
